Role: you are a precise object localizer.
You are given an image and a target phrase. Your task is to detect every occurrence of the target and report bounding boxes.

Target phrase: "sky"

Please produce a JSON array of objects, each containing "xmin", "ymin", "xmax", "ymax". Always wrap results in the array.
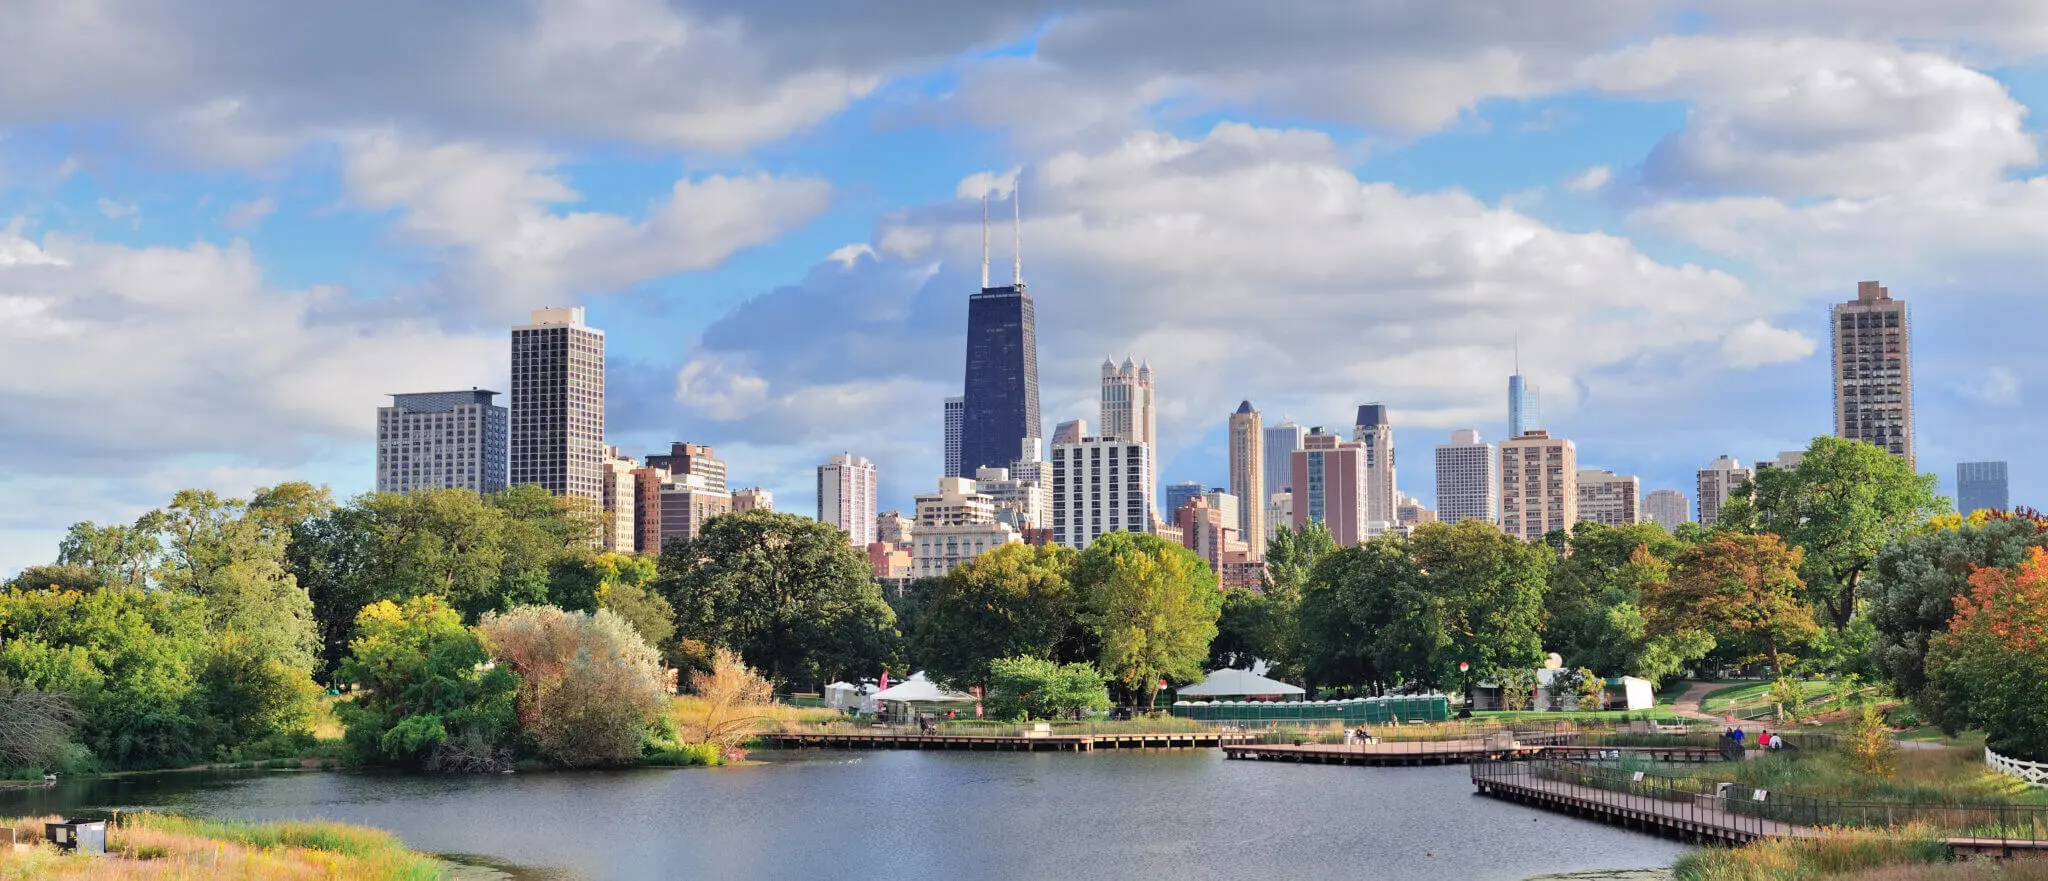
[{"xmin": 1, "ymin": 1, "xmax": 2042, "ymax": 574}]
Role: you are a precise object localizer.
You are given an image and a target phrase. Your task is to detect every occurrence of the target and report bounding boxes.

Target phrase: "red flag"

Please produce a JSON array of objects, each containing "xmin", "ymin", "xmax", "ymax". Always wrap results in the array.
[{"xmin": 880, "ymin": 671, "xmax": 890, "ymax": 693}]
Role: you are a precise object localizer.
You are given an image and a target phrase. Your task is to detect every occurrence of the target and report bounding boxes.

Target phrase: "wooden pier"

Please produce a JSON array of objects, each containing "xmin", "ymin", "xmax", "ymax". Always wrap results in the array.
[
  {"xmin": 763, "ymin": 730, "xmax": 1260, "ymax": 752},
  {"xmin": 1221, "ymin": 737, "xmax": 1723, "ymax": 767},
  {"xmin": 1473, "ymin": 762, "xmax": 2048, "ymax": 858}
]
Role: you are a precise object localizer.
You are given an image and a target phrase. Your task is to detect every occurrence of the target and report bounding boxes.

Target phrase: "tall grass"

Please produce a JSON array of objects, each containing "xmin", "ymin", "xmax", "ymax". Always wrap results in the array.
[
  {"xmin": 1731, "ymin": 749, "xmax": 2048, "ymax": 807},
  {"xmin": 1, "ymin": 813, "xmax": 443, "ymax": 880},
  {"xmin": 1673, "ymin": 826, "xmax": 1953, "ymax": 881}
]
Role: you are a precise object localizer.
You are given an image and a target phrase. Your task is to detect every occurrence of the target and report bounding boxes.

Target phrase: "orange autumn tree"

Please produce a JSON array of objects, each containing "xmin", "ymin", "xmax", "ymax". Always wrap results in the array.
[
  {"xmin": 1646, "ymin": 533, "xmax": 1818, "ymax": 676},
  {"xmin": 1928, "ymin": 546, "xmax": 2048, "ymax": 761}
]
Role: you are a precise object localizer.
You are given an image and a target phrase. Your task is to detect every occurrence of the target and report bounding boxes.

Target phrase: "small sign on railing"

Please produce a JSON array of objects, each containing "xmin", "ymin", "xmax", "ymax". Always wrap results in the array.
[
  {"xmin": 1632, "ymin": 771, "xmax": 1645, "ymax": 782},
  {"xmin": 1752, "ymin": 790, "xmax": 1768, "ymax": 802}
]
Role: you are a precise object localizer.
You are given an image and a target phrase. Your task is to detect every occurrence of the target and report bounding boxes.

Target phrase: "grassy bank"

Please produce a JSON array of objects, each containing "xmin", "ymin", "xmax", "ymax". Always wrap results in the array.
[
  {"xmin": 1, "ymin": 813, "xmax": 443, "ymax": 879},
  {"xmin": 1729, "ymin": 748, "xmax": 2048, "ymax": 807},
  {"xmin": 1674, "ymin": 827, "xmax": 2048, "ymax": 880}
]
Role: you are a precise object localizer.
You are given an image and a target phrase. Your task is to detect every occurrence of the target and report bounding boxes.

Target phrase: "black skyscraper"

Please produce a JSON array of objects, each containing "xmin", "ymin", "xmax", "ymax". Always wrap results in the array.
[{"xmin": 959, "ymin": 281, "xmax": 1040, "ymax": 476}]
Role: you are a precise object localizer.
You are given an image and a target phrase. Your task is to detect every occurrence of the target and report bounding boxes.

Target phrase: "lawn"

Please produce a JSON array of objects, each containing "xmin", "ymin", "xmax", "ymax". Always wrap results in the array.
[
  {"xmin": 1472, "ymin": 707, "xmax": 1684, "ymax": 725},
  {"xmin": 1897, "ymin": 727, "xmax": 1989, "ymax": 751},
  {"xmin": 1700, "ymin": 680, "xmax": 1776, "ymax": 714}
]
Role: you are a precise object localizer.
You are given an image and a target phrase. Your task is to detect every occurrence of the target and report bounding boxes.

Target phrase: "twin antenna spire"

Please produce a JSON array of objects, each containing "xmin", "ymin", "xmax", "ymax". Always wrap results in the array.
[{"xmin": 980, "ymin": 180, "xmax": 1023, "ymax": 289}]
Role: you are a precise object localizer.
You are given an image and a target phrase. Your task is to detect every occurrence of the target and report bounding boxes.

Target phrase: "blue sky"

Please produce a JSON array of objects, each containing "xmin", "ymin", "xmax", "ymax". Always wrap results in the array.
[{"xmin": 2, "ymin": 1, "xmax": 2043, "ymax": 572}]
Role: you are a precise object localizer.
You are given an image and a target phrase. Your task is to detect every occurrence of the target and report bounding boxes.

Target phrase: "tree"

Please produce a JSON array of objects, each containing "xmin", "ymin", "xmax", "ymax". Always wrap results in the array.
[
  {"xmin": 0, "ymin": 587, "xmax": 211, "ymax": 768},
  {"xmin": 3, "ymin": 564, "xmax": 110, "ymax": 594},
  {"xmin": 983, "ymin": 656, "xmax": 1111, "ymax": 721},
  {"xmin": 478, "ymin": 605, "xmax": 668, "ymax": 768},
  {"xmin": 54, "ymin": 517, "xmax": 163, "ymax": 590},
  {"xmin": 1865, "ymin": 510, "xmax": 2048, "ymax": 728},
  {"xmin": 1927, "ymin": 547, "xmax": 2048, "ymax": 759},
  {"xmin": 336, "ymin": 595, "xmax": 519, "ymax": 771},
  {"xmin": 1207, "ymin": 588, "xmax": 1286, "ymax": 671},
  {"xmin": 1647, "ymin": 533, "xmax": 1818, "ymax": 676},
  {"xmin": 1573, "ymin": 667, "xmax": 1606, "ymax": 712},
  {"xmin": 1718, "ymin": 436, "xmax": 1947, "ymax": 630},
  {"xmin": 1256, "ymin": 522, "xmax": 1336, "ymax": 679},
  {"xmin": 0, "ymin": 675, "xmax": 79, "ymax": 771},
  {"xmin": 1074, "ymin": 533, "xmax": 1223, "ymax": 706},
  {"xmin": 1497, "ymin": 669, "xmax": 1536, "ymax": 712},
  {"xmin": 679, "ymin": 648, "xmax": 774, "ymax": 758},
  {"xmin": 656, "ymin": 510, "xmax": 899, "ymax": 690},
  {"xmin": 1407, "ymin": 520, "xmax": 1550, "ymax": 690},
  {"xmin": 1845, "ymin": 702, "xmax": 1898, "ymax": 777},
  {"xmin": 1545, "ymin": 522, "xmax": 1708, "ymax": 684},
  {"xmin": 1295, "ymin": 538, "xmax": 1420, "ymax": 693},
  {"xmin": 912, "ymin": 543, "xmax": 1083, "ymax": 689}
]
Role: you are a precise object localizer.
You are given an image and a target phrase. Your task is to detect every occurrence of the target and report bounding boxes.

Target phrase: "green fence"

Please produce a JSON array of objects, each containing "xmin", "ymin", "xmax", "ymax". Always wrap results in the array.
[{"xmin": 1169, "ymin": 695, "xmax": 1450, "ymax": 725}]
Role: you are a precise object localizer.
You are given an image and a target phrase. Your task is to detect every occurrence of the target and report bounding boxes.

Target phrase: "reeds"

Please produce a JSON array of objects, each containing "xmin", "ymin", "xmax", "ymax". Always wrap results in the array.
[{"xmin": 1, "ymin": 812, "xmax": 443, "ymax": 880}]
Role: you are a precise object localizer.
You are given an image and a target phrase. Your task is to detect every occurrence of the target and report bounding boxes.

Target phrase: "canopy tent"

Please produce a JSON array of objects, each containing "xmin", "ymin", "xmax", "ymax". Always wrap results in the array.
[
  {"xmin": 1177, "ymin": 668, "xmax": 1306, "ymax": 700},
  {"xmin": 823, "ymin": 681, "xmax": 877, "ymax": 712},
  {"xmin": 871, "ymin": 673, "xmax": 975, "ymax": 705}
]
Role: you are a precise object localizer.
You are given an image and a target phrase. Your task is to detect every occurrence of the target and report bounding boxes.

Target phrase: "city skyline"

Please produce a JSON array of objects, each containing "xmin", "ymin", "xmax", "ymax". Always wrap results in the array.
[{"xmin": 2, "ymin": 7, "xmax": 2041, "ymax": 573}]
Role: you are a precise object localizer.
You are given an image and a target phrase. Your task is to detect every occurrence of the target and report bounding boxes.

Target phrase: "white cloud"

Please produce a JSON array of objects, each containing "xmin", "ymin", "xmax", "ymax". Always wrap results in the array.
[
  {"xmin": 1562, "ymin": 165, "xmax": 1612, "ymax": 193},
  {"xmin": 95, "ymin": 198, "xmax": 138, "ymax": 220},
  {"xmin": 222, "ymin": 196, "xmax": 276, "ymax": 229},
  {"xmin": 341, "ymin": 133, "xmax": 832, "ymax": 313},
  {"xmin": 1956, "ymin": 366, "xmax": 2021, "ymax": 406},
  {"xmin": 1720, "ymin": 319, "xmax": 1817, "ymax": 367},
  {"xmin": 827, "ymin": 243, "xmax": 876, "ymax": 267}
]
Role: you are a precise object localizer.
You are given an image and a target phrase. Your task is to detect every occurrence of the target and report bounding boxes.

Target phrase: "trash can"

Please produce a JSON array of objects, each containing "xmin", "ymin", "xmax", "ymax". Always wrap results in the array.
[{"xmin": 45, "ymin": 819, "xmax": 107, "ymax": 855}]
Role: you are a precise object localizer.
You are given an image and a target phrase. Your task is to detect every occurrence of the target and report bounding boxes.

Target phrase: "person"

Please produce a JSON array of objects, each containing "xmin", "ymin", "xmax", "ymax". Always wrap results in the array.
[
  {"xmin": 1731, "ymin": 726, "xmax": 1746, "ymax": 746},
  {"xmin": 1355, "ymin": 724, "xmax": 1375, "ymax": 745},
  {"xmin": 1758, "ymin": 730, "xmax": 1773, "ymax": 749}
]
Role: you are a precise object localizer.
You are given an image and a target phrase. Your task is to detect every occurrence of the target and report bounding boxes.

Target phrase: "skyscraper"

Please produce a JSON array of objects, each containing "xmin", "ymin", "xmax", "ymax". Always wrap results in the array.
[
  {"xmin": 1353, "ymin": 403, "xmax": 1397, "ymax": 527},
  {"xmin": 960, "ymin": 192, "xmax": 1041, "ymax": 476},
  {"xmin": 376, "ymin": 389, "xmax": 508, "ymax": 495},
  {"xmin": 1697, "ymin": 456, "xmax": 1752, "ymax": 526},
  {"xmin": 943, "ymin": 396, "xmax": 964, "ymax": 479},
  {"xmin": 818, "ymin": 453, "xmax": 878, "ymax": 548},
  {"xmin": 1263, "ymin": 418, "xmax": 1307, "ymax": 496},
  {"xmin": 1434, "ymin": 429, "xmax": 1499, "ymax": 526},
  {"xmin": 645, "ymin": 442, "xmax": 727, "ymax": 493},
  {"xmin": 1163, "ymin": 481, "xmax": 1209, "ymax": 516},
  {"xmin": 1500, "ymin": 430, "xmax": 1576, "ymax": 542},
  {"xmin": 1291, "ymin": 427, "xmax": 1368, "ymax": 546},
  {"xmin": 1833, "ymin": 280, "xmax": 1915, "ymax": 467},
  {"xmin": 1508, "ymin": 376, "xmax": 1541, "ymax": 439},
  {"xmin": 600, "ymin": 446, "xmax": 638, "ymax": 552},
  {"xmin": 1100, "ymin": 357, "xmax": 1157, "ymax": 504},
  {"xmin": 1050, "ymin": 433, "xmax": 1153, "ymax": 549},
  {"xmin": 1957, "ymin": 462, "xmax": 2010, "ymax": 515},
  {"xmin": 1229, "ymin": 401, "xmax": 1266, "ymax": 559},
  {"xmin": 1575, "ymin": 469, "xmax": 1641, "ymax": 526},
  {"xmin": 511, "ymin": 307, "xmax": 605, "ymax": 506},
  {"xmin": 1644, "ymin": 489, "xmax": 1690, "ymax": 534}
]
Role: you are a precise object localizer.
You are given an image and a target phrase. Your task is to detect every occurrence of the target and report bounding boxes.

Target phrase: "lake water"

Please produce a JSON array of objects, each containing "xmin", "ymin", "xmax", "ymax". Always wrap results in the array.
[{"xmin": 4, "ymin": 750, "xmax": 1688, "ymax": 880}]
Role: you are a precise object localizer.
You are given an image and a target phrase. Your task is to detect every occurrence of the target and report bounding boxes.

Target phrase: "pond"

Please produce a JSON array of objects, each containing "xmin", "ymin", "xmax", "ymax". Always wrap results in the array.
[{"xmin": 4, "ymin": 750, "xmax": 1689, "ymax": 880}]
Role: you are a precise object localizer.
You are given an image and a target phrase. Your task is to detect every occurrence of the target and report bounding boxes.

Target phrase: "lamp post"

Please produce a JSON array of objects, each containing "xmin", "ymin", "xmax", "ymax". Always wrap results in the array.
[{"xmin": 1457, "ymin": 661, "xmax": 1473, "ymax": 719}]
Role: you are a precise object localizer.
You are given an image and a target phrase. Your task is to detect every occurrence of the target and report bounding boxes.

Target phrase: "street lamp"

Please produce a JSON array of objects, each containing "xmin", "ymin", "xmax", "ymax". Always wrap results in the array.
[{"xmin": 1457, "ymin": 661, "xmax": 1473, "ymax": 719}]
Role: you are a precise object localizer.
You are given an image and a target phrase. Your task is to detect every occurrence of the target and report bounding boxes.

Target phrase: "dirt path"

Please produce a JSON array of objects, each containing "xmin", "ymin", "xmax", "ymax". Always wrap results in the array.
[{"xmin": 1669, "ymin": 680, "xmax": 1724, "ymax": 721}]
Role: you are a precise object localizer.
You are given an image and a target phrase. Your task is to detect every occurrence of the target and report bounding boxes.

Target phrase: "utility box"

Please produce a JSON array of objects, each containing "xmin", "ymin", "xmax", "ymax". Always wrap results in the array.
[{"xmin": 45, "ymin": 819, "xmax": 106, "ymax": 855}]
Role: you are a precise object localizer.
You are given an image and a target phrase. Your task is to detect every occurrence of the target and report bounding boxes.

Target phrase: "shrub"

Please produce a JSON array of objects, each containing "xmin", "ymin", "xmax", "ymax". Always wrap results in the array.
[
  {"xmin": 336, "ymin": 595, "xmax": 518, "ymax": 771},
  {"xmin": 478, "ymin": 605, "xmax": 668, "ymax": 768},
  {"xmin": 675, "ymin": 648, "xmax": 774, "ymax": 758},
  {"xmin": 1846, "ymin": 702, "xmax": 1898, "ymax": 778}
]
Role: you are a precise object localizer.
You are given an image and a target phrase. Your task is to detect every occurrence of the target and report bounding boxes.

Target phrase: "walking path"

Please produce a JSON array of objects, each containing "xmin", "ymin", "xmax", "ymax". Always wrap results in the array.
[{"xmin": 1669, "ymin": 681, "xmax": 1722, "ymax": 721}]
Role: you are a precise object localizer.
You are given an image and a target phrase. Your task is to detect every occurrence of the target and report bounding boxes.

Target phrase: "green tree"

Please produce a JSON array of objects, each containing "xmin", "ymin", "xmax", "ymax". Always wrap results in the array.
[
  {"xmin": 1207, "ymin": 588, "xmax": 1286, "ymax": 671},
  {"xmin": 477, "ymin": 606, "xmax": 668, "ymax": 767},
  {"xmin": 656, "ymin": 510, "xmax": 898, "ymax": 690},
  {"xmin": 3, "ymin": 564, "xmax": 110, "ymax": 594},
  {"xmin": 595, "ymin": 553, "xmax": 675, "ymax": 658},
  {"xmin": 54, "ymin": 517, "xmax": 162, "ymax": 590},
  {"xmin": 1295, "ymin": 538, "xmax": 1421, "ymax": 692},
  {"xmin": 1256, "ymin": 522, "xmax": 1336, "ymax": 680},
  {"xmin": 1718, "ymin": 436, "xmax": 1947, "ymax": 630},
  {"xmin": 1647, "ymin": 532, "xmax": 1818, "ymax": 676},
  {"xmin": 1074, "ymin": 533, "xmax": 1223, "ymax": 706},
  {"xmin": 983, "ymin": 656, "xmax": 1112, "ymax": 721},
  {"xmin": 1865, "ymin": 510, "xmax": 2048, "ymax": 728},
  {"xmin": 912, "ymin": 543, "xmax": 1083, "ymax": 689},
  {"xmin": 1406, "ymin": 520, "xmax": 1550, "ymax": 690},
  {"xmin": 336, "ymin": 595, "xmax": 519, "ymax": 771},
  {"xmin": 1545, "ymin": 521, "xmax": 1708, "ymax": 684},
  {"xmin": 0, "ymin": 587, "xmax": 210, "ymax": 767}
]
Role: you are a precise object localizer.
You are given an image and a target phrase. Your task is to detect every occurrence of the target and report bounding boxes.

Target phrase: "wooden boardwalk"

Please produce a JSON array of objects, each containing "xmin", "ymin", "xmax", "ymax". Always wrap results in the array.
[
  {"xmin": 1474, "ymin": 766, "xmax": 2048, "ymax": 857},
  {"xmin": 1222, "ymin": 737, "xmax": 1724, "ymax": 767},
  {"xmin": 763, "ymin": 730, "xmax": 1260, "ymax": 752}
]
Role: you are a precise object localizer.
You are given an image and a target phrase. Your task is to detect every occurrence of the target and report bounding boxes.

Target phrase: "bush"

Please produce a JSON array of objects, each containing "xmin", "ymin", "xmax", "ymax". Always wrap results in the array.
[
  {"xmin": 336, "ymin": 595, "xmax": 519, "ymax": 771},
  {"xmin": 478, "ymin": 605, "xmax": 669, "ymax": 768},
  {"xmin": 984, "ymin": 656, "xmax": 1111, "ymax": 721},
  {"xmin": 674, "ymin": 648, "xmax": 775, "ymax": 759}
]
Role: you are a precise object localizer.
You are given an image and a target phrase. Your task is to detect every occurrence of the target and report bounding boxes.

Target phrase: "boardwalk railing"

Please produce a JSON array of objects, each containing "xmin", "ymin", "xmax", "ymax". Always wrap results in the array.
[
  {"xmin": 1477, "ymin": 759, "xmax": 2048, "ymax": 844},
  {"xmin": 1988, "ymin": 748, "xmax": 2048, "ymax": 789}
]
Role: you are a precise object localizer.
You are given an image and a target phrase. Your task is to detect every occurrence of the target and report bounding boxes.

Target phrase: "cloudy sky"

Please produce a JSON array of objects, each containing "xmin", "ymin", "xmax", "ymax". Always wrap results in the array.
[{"xmin": 2, "ymin": 1, "xmax": 2041, "ymax": 573}]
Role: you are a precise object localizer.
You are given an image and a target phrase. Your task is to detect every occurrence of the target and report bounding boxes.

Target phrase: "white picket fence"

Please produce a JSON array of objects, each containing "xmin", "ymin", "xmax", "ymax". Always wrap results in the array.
[{"xmin": 1987, "ymin": 747, "xmax": 2048, "ymax": 788}]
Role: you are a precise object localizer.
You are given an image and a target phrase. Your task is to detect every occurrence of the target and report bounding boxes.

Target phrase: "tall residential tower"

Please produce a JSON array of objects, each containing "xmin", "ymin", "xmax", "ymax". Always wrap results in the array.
[
  {"xmin": 818, "ymin": 453, "xmax": 878, "ymax": 548},
  {"xmin": 1433, "ymin": 429, "xmax": 1498, "ymax": 526},
  {"xmin": 511, "ymin": 307, "xmax": 605, "ymax": 506},
  {"xmin": 376, "ymin": 389, "xmax": 508, "ymax": 495},
  {"xmin": 1832, "ymin": 281, "xmax": 1914, "ymax": 467},
  {"xmin": 1353, "ymin": 403, "xmax": 1397, "ymax": 528},
  {"xmin": 1229, "ymin": 401, "xmax": 1265, "ymax": 559}
]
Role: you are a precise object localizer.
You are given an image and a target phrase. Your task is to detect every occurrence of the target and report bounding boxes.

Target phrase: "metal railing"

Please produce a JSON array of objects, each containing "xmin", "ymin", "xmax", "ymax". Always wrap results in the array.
[{"xmin": 1474, "ymin": 758, "xmax": 2048, "ymax": 844}]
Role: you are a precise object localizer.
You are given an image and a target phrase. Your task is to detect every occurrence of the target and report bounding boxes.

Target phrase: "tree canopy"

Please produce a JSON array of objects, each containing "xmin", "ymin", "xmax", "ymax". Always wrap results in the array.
[
  {"xmin": 1647, "ymin": 532, "xmax": 1817, "ymax": 675},
  {"xmin": 1075, "ymin": 533, "xmax": 1223, "ymax": 705},
  {"xmin": 912, "ymin": 543, "xmax": 1085, "ymax": 690},
  {"xmin": 1928, "ymin": 547, "xmax": 2048, "ymax": 760}
]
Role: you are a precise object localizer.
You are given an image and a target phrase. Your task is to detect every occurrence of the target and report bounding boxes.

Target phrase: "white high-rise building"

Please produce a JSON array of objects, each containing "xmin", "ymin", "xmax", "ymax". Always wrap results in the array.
[
  {"xmin": 1268, "ymin": 490, "xmax": 1294, "ymax": 542},
  {"xmin": 376, "ymin": 389, "xmax": 508, "ymax": 495},
  {"xmin": 511, "ymin": 307, "xmax": 605, "ymax": 506},
  {"xmin": 1500, "ymin": 431, "xmax": 1576, "ymax": 542},
  {"xmin": 916, "ymin": 477, "xmax": 997, "ymax": 527},
  {"xmin": 1433, "ymin": 429, "xmax": 1498, "ymax": 526},
  {"xmin": 1697, "ymin": 456, "xmax": 1752, "ymax": 527},
  {"xmin": 1263, "ymin": 418, "xmax": 1307, "ymax": 496},
  {"xmin": 1100, "ymin": 357, "xmax": 1157, "ymax": 506},
  {"xmin": 1576, "ymin": 469, "xmax": 1641, "ymax": 527},
  {"xmin": 1832, "ymin": 281, "xmax": 1914, "ymax": 467},
  {"xmin": 1007, "ymin": 438, "xmax": 1052, "ymax": 529},
  {"xmin": 818, "ymin": 453, "xmax": 878, "ymax": 547},
  {"xmin": 600, "ymin": 446, "xmax": 638, "ymax": 552},
  {"xmin": 1352, "ymin": 404, "xmax": 1397, "ymax": 527},
  {"xmin": 1050, "ymin": 434, "xmax": 1153, "ymax": 549},
  {"xmin": 1644, "ymin": 489, "xmax": 1690, "ymax": 533},
  {"xmin": 975, "ymin": 467, "xmax": 1046, "ymax": 529}
]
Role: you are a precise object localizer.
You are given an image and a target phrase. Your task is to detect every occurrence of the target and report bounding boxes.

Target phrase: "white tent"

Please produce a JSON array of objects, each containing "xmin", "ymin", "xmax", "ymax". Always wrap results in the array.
[
  {"xmin": 823, "ymin": 681, "xmax": 876, "ymax": 712},
  {"xmin": 1177, "ymin": 668, "xmax": 1306, "ymax": 699},
  {"xmin": 871, "ymin": 673, "xmax": 976, "ymax": 706}
]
